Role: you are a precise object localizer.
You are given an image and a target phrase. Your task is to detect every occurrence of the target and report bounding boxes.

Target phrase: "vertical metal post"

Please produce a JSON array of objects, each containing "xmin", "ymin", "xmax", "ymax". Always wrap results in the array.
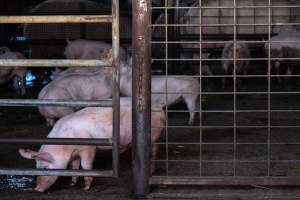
[
  {"xmin": 132, "ymin": 0, "xmax": 152, "ymax": 198},
  {"xmin": 112, "ymin": 0, "xmax": 120, "ymax": 178},
  {"xmin": 173, "ymin": 0, "xmax": 180, "ymax": 73}
]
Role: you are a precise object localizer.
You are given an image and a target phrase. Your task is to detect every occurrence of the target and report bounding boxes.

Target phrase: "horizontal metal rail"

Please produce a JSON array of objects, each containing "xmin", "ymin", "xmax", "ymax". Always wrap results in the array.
[
  {"xmin": 150, "ymin": 176, "xmax": 300, "ymax": 186},
  {"xmin": 0, "ymin": 169, "xmax": 113, "ymax": 177},
  {"xmin": 152, "ymin": 57, "xmax": 300, "ymax": 61},
  {"xmin": 153, "ymin": 160, "xmax": 300, "ymax": 163},
  {"xmin": 151, "ymin": 125, "xmax": 300, "ymax": 129},
  {"xmin": 153, "ymin": 142, "xmax": 300, "ymax": 145},
  {"xmin": 151, "ymin": 91, "xmax": 300, "ymax": 95},
  {"xmin": 151, "ymin": 109, "xmax": 300, "ymax": 113},
  {"xmin": 0, "ymin": 99, "xmax": 112, "ymax": 107},
  {"xmin": 0, "ymin": 15, "xmax": 112, "ymax": 24},
  {"xmin": 152, "ymin": 5, "xmax": 300, "ymax": 9},
  {"xmin": 0, "ymin": 59, "xmax": 112, "ymax": 67},
  {"xmin": 0, "ymin": 138, "xmax": 112, "ymax": 145},
  {"xmin": 150, "ymin": 75, "xmax": 300, "ymax": 78},
  {"xmin": 152, "ymin": 23, "xmax": 300, "ymax": 27},
  {"xmin": 152, "ymin": 40, "xmax": 300, "ymax": 44}
]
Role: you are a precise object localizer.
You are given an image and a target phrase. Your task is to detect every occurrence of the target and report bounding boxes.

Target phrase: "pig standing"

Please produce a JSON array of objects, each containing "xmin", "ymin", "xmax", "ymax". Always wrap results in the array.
[
  {"xmin": 0, "ymin": 47, "xmax": 27, "ymax": 96},
  {"xmin": 64, "ymin": 39, "xmax": 127, "ymax": 60},
  {"xmin": 221, "ymin": 40, "xmax": 250, "ymax": 88},
  {"xmin": 38, "ymin": 70, "xmax": 112, "ymax": 126},
  {"xmin": 120, "ymin": 59, "xmax": 199, "ymax": 125},
  {"xmin": 60, "ymin": 39, "xmax": 127, "ymax": 75},
  {"xmin": 265, "ymin": 26, "xmax": 300, "ymax": 83},
  {"xmin": 19, "ymin": 98, "xmax": 165, "ymax": 192}
]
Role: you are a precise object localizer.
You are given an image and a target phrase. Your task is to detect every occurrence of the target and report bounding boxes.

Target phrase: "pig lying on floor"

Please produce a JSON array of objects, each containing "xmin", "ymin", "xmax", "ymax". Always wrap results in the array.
[{"xmin": 19, "ymin": 98, "xmax": 165, "ymax": 192}]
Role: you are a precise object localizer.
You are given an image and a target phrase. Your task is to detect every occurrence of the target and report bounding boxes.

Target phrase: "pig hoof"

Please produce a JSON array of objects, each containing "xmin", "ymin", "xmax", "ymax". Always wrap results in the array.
[
  {"xmin": 70, "ymin": 182, "xmax": 76, "ymax": 187},
  {"xmin": 46, "ymin": 119, "xmax": 55, "ymax": 127},
  {"xmin": 34, "ymin": 187, "xmax": 45, "ymax": 193},
  {"xmin": 188, "ymin": 121, "xmax": 194, "ymax": 126},
  {"xmin": 83, "ymin": 185, "xmax": 91, "ymax": 191}
]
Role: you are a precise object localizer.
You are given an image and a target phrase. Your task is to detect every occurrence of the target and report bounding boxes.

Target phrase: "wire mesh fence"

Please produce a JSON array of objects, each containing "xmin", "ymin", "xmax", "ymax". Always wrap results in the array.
[{"xmin": 151, "ymin": 0, "xmax": 300, "ymax": 185}]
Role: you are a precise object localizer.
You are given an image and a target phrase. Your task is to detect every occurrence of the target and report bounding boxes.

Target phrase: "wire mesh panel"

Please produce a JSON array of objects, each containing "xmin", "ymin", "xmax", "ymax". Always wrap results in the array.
[{"xmin": 151, "ymin": 0, "xmax": 300, "ymax": 185}]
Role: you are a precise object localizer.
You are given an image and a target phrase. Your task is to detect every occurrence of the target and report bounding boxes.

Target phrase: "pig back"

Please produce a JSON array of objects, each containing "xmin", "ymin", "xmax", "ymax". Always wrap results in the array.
[
  {"xmin": 40, "ymin": 72, "xmax": 112, "ymax": 101},
  {"xmin": 47, "ymin": 98, "xmax": 165, "ymax": 150}
]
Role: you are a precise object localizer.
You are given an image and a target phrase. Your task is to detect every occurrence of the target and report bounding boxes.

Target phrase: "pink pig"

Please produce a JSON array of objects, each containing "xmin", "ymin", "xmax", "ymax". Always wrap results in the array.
[
  {"xmin": 221, "ymin": 41, "xmax": 250, "ymax": 88},
  {"xmin": 38, "ymin": 70, "xmax": 112, "ymax": 126},
  {"xmin": 19, "ymin": 98, "xmax": 165, "ymax": 192},
  {"xmin": 59, "ymin": 39, "xmax": 127, "ymax": 76}
]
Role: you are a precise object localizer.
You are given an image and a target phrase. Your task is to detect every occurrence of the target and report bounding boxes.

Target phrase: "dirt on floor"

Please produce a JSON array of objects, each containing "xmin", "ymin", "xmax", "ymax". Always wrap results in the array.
[{"xmin": 1, "ymin": 78, "xmax": 300, "ymax": 200}]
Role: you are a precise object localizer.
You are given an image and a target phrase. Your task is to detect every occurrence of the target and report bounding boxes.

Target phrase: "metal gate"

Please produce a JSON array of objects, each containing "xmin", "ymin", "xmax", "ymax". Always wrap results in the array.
[
  {"xmin": 133, "ymin": 0, "xmax": 300, "ymax": 197},
  {"xmin": 0, "ymin": 0, "xmax": 120, "ymax": 178}
]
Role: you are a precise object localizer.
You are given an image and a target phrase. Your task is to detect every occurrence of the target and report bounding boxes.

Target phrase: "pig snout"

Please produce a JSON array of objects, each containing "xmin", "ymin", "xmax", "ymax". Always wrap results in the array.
[
  {"xmin": 35, "ymin": 176, "xmax": 58, "ymax": 192},
  {"xmin": 227, "ymin": 49, "xmax": 240, "ymax": 60}
]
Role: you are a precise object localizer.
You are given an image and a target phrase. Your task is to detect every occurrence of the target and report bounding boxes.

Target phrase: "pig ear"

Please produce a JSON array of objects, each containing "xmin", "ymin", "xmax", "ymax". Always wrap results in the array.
[
  {"xmin": 66, "ymin": 38, "xmax": 71, "ymax": 44},
  {"xmin": 19, "ymin": 149, "xmax": 54, "ymax": 163},
  {"xmin": 19, "ymin": 148, "xmax": 38, "ymax": 159},
  {"xmin": 32, "ymin": 152, "xmax": 54, "ymax": 163}
]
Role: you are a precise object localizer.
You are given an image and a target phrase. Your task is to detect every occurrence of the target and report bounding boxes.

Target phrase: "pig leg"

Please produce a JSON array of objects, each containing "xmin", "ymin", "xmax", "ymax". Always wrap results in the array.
[
  {"xmin": 183, "ymin": 94, "xmax": 198, "ymax": 125},
  {"xmin": 285, "ymin": 66, "xmax": 292, "ymax": 83},
  {"xmin": 70, "ymin": 157, "xmax": 81, "ymax": 186},
  {"xmin": 275, "ymin": 61, "xmax": 282, "ymax": 83},
  {"xmin": 150, "ymin": 144, "xmax": 158, "ymax": 174},
  {"xmin": 46, "ymin": 118, "xmax": 55, "ymax": 127},
  {"xmin": 79, "ymin": 148, "xmax": 96, "ymax": 191},
  {"xmin": 222, "ymin": 62, "xmax": 230, "ymax": 89}
]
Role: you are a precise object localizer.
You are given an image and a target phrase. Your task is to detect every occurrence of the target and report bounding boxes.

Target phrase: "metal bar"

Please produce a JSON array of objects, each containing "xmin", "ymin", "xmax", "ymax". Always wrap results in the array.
[
  {"xmin": 153, "ymin": 109, "xmax": 300, "ymax": 113},
  {"xmin": 153, "ymin": 160, "xmax": 300, "ymax": 163},
  {"xmin": 151, "ymin": 23, "xmax": 300, "ymax": 27},
  {"xmin": 179, "ymin": 34, "xmax": 273, "ymax": 40},
  {"xmin": 132, "ymin": 0, "xmax": 152, "ymax": 197},
  {"xmin": 152, "ymin": 57, "xmax": 300, "ymax": 61},
  {"xmin": 198, "ymin": 0, "xmax": 203, "ymax": 177},
  {"xmin": 0, "ymin": 138, "xmax": 112, "ymax": 145},
  {"xmin": 0, "ymin": 15, "xmax": 112, "ymax": 24},
  {"xmin": 153, "ymin": 142, "xmax": 300, "ymax": 145},
  {"xmin": 233, "ymin": 0, "xmax": 237, "ymax": 177},
  {"xmin": 0, "ymin": 99, "xmax": 112, "ymax": 107},
  {"xmin": 152, "ymin": 40, "xmax": 300, "ymax": 44},
  {"xmin": 152, "ymin": 74, "xmax": 300, "ymax": 78},
  {"xmin": 0, "ymin": 59, "xmax": 111, "ymax": 67},
  {"xmin": 0, "ymin": 169, "xmax": 113, "ymax": 177},
  {"xmin": 164, "ymin": 0, "xmax": 170, "ymax": 178},
  {"xmin": 150, "ymin": 176, "xmax": 300, "ymax": 186},
  {"xmin": 152, "ymin": 5, "xmax": 300, "ymax": 9},
  {"xmin": 112, "ymin": 0, "xmax": 120, "ymax": 179},
  {"xmin": 152, "ymin": 125, "xmax": 300, "ymax": 129},
  {"xmin": 267, "ymin": 0, "xmax": 272, "ymax": 177}
]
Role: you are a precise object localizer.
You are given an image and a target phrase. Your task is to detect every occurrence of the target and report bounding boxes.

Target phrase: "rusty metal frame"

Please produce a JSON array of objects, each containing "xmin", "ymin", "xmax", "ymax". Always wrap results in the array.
[
  {"xmin": 0, "ymin": 0, "xmax": 120, "ymax": 178},
  {"xmin": 148, "ymin": 0, "xmax": 300, "ymax": 191},
  {"xmin": 132, "ymin": 0, "xmax": 152, "ymax": 198}
]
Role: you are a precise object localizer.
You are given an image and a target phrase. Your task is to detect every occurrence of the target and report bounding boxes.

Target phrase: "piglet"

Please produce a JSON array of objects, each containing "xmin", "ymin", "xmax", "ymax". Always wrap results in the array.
[{"xmin": 19, "ymin": 97, "xmax": 165, "ymax": 192}]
